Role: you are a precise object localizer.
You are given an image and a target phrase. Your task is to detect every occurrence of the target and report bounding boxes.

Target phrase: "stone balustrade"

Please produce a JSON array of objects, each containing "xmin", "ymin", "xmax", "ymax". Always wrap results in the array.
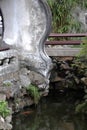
[{"xmin": 0, "ymin": 49, "xmax": 19, "ymax": 85}]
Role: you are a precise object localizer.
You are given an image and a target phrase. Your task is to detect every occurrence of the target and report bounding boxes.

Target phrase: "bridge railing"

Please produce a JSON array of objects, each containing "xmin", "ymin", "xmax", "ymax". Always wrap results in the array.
[
  {"xmin": 46, "ymin": 33, "xmax": 87, "ymax": 45},
  {"xmin": 45, "ymin": 33, "xmax": 87, "ymax": 56}
]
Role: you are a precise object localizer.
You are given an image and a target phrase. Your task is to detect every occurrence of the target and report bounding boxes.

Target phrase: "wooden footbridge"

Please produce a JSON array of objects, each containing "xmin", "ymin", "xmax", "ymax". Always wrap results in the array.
[{"xmin": 46, "ymin": 33, "xmax": 87, "ymax": 56}]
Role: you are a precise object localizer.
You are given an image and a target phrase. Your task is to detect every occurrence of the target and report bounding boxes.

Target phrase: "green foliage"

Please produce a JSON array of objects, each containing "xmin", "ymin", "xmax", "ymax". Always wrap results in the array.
[
  {"xmin": 3, "ymin": 81, "xmax": 12, "ymax": 87},
  {"xmin": 47, "ymin": 0, "xmax": 87, "ymax": 33},
  {"xmin": 75, "ymin": 85, "xmax": 87, "ymax": 113},
  {"xmin": 75, "ymin": 102, "xmax": 87, "ymax": 113},
  {"xmin": 0, "ymin": 101, "xmax": 10, "ymax": 118},
  {"xmin": 74, "ymin": 43, "xmax": 87, "ymax": 113},
  {"xmin": 26, "ymin": 84, "xmax": 40, "ymax": 105},
  {"xmin": 78, "ymin": 37, "xmax": 87, "ymax": 59}
]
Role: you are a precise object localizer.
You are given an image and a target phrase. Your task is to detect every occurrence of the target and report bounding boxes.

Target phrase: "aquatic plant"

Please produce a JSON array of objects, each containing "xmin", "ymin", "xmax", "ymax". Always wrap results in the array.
[
  {"xmin": 26, "ymin": 84, "xmax": 40, "ymax": 105},
  {"xmin": 0, "ymin": 101, "xmax": 10, "ymax": 118}
]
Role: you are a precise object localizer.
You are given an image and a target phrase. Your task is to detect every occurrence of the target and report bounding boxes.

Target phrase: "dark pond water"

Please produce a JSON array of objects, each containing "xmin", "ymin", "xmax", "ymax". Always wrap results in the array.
[{"xmin": 12, "ymin": 90, "xmax": 87, "ymax": 130}]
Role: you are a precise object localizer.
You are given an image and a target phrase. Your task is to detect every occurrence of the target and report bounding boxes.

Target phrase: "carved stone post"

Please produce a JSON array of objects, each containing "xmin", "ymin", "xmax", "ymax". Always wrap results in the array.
[{"xmin": 0, "ymin": 0, "xmax": 53, "ymax": 92}]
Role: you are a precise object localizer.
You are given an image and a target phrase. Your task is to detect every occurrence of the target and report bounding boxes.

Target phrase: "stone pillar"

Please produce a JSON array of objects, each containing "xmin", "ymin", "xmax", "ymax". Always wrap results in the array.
[{"xmin": 0, "ymin": 0, "xmax": 53, "ymax": 91}]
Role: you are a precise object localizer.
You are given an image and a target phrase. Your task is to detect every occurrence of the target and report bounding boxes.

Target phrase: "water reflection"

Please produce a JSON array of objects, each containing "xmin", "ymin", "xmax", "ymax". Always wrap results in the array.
[{"xmin": 12, "ymin": 93, "xmax": 87, "ymax": 130}]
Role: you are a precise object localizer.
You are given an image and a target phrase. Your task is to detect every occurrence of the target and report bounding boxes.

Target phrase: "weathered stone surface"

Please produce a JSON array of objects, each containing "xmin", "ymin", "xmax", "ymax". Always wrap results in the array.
[
  {"xmin": 84, "ymin": 71, "xmax": 87, "ymax": 77},
  {"xmin": 0, "ymin": 116, "xmax": 5, "ymax": 129},
  {"xmin": 73, "ymin": 76, "xmax": 80, "ymax": 84},
  {"xmin": 0, "ymin": 93, "xmax": 6, "ymax": 101},
  {"xmin": 50, "ymin": 57, "xmax": 87, "ymax": 90},
  {"xmin": 0, "ymin": 112, "xmax": 12, "ymax": 130},
  {"xmin": 81, "ymin": 77, "xmax": 87, "ymax": 85},
  {"xmin": 0, "ymin": 0, "xmax": 53, "ymax": 91},
  {"xmin": 0, "ymin": 49, "xmax": 19, "ymax": 76},
  {"xmin": 56, "ymin": 57, "xmax": 74, "ymax": 61},
  {"xmin": 19, "ymin": 68, "xmax": 31, "ymax": 87},
  {"xmin": 14, "ymin": 97, "xmax": 34, "ymax": 112},
  {"xmin": 5, "ymin": 123, "xmax": 12, "ymax": 130},
  {"xmin": 51, "ymin": 76, "xmax": 64, "ymax": 83},
  {"xmin": 0, "ymin": 71, "xmax": 19, "ymax": 94},
  {"xmin": 5, "ymin": 115, "xmax": 12, "ymax": 123},
  {"xmin": 60, "ymin": 62, "xmax": 70, "ymax": 70},
  {"xmin": 29, "ymin": 71, "xmax": 45, "ymax": 85},
  {"xmin": 0, "ymin": 1, "xmax": 53, "ymax": 129},
  {"xmin": 0, "ymin": 80, "xmax": 20, "ymax": 99},
  {"xmin": 20, "ymin": 74, "xmax": 31, "ymax": 87},
  {"xmin": 29, "ymin": 71, "xmax": 49, "ymax": 91}
]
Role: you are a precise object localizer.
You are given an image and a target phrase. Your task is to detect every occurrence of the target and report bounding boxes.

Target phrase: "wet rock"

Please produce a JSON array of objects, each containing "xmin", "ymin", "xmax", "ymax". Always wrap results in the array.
[
  {"xmin": 60, "ymin": 62, "xmax": 70, "ymax": 70},
  {"xmin": 84, "ymin": 71, "xmax": 87, "ymax": 77},
  {"xmin": 51, "ymin": 76, "xmax": 64, "ymax": 82},
  {"xmin": 0, "ymin": 94, "xmax": 6, "ymax": 101},
  {"xmin": 0, "ymin": 116, "xmax": 5, "ymax": 129},
  {"xmin": 50, "ymin": 57, "xmax": 87, "ymax": 90},
  {"xmin": 0, "ymin": 115, "xmax": 12, "ymax": 130},
  {"xmin": 29, "ymin": 71, "xmax": 45, "ymax": 85},
  {"xmin": 20, "ymin": 74, "xmax": 31, "ymax": 87},
  {"xmin": 6, "ymin": 123, "xmax": 12, "ymax": 130},
  {"xmin": 2, "ymin": 81, "xmax": 21, "ymax": 99},
  {"xmin": 28, "ymin": 71, "xmax": 48, "ymax": 91},
  {"xmin": 19, "ymin": 68, "xmax": 31, "ymax": 87},
  {"xmin": 5, "ymin": 115, "xmax": 12, "ymax": 123},
  {"xmin": 73, "ymin": 76, "xmax": 80, "ymax": 84},
  {"xmin": 58, "ymin": 56, "xmax": 74, "ymax": 61},
  {"xmin": 13, "ymin": 97, "xmax": 34, "ymax": 112},
  {"xmin": 65, "ymin": 80, "xmax": 75, "ymax": 88},
  {"xmin": 81, "ymin": 77, "xmax": 87, "ymax": 85}
]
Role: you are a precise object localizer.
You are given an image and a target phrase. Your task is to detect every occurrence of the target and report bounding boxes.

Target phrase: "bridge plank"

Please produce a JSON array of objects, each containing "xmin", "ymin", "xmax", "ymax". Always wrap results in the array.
[
  {"xmin": 45, "ymin": 40, "xmax": 82, "ymax": 45},
  {"xmin": 49, "ymin": 33, "xmax": 87, "ymax": 37},
  {"xmin": 46, "ymin": 48, "xmax": 81, "ymax": 56}
]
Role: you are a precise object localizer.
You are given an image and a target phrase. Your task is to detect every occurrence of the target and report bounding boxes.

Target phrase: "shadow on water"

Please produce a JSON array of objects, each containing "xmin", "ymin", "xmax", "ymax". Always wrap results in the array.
[{"xmin": 12, "ymin": 90, "xmax": 87, "ymax": 130}]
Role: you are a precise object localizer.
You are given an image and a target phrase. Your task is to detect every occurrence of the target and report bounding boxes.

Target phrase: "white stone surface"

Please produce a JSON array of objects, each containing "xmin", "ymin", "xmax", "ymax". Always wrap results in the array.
[
  {"xmin": 0, "ymin": 0, "xmax": 53, "ymax": 90},
  {"xmin": 0, "ymin": 49, "xmax": 19, "ymax": 76}
]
